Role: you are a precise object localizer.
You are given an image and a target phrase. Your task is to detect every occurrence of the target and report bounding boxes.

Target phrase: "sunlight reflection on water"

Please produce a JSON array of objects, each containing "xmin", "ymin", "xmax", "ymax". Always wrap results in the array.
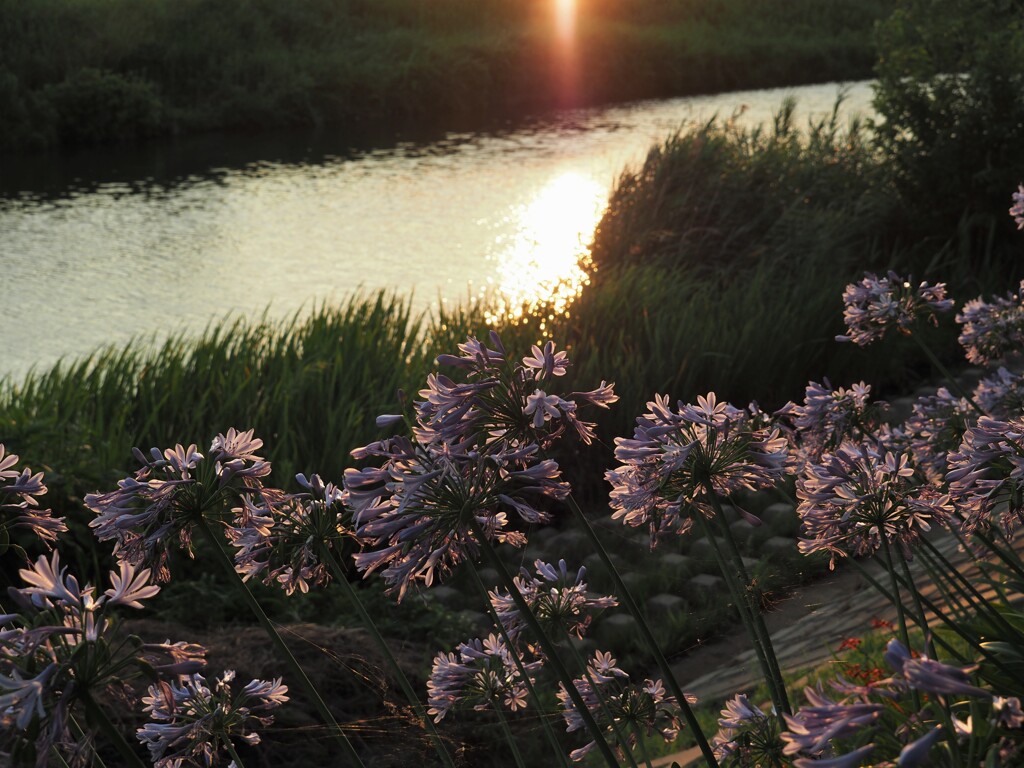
[{"xmin": 486, "ymin": 171, "xmax": 605, "ymax": 326}]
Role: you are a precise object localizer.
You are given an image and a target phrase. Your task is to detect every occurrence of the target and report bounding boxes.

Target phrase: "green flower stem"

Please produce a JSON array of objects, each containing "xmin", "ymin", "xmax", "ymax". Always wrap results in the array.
[
  {"xmin": 692, "ymin": 510, "xmax": 787, "ymax": 717},
  {"xmin": 70, "ymin": 714, "xmax": 108, "ymax": 768},
  {"xmin": 632, "ymin": 722, "xmax": 655, "ymax": 768},
  {"xmin": 704, "ymin": 487, "xmax": 791, "ymax": 715},
  {"xmin": 468, "ymin": 566, "xmax": 573, "ymax": 768},
  {"xmin": 878, "ymin": 536, "xmax": 911, "ymax": 649},
  {"xmin": 920, "ymin": 537, "xmax": 1024, "ymax": 642},
  {"xmin": 469, "ymin": 518, "xmax": 625, "ymax": 768},
  {"xmin": 225, "ymin": 740, "xmax": 247, "ymax": 768},
  {"xmin": 565, "ymin": 497, "xmax": 721, "ymax": 768},
  {"xmin": 895, "ymin": 549, "xmax": 936, "ymax": 657},
  {"xmin": 911, "ymin": 335, "xmax": 984, "ymax": 415},
  {"xmin": 494, "ymin": 700, "xmax": 529, "ymax": 768},
  {"xmin": 319, "ymin": 544, "xmax": 457, "ymax": 768},
  {"xmin": 195, "ymin": 518, "xmax": 367, "ymax": 768},
  {"xmin": 561, "ymin": 626, "xmax": 642, "ymax": 768},
  {"xmin": 80, "ymin": 690, "xmax": 147, "ymax": 768},
  {"xmin": 50, "ymin": 745, "xmax": 72, "ymax": 768}
]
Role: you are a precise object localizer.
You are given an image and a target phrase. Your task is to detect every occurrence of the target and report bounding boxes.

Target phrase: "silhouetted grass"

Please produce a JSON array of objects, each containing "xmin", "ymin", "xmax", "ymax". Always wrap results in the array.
[{"xmin": 0, "ymin": 0, "xmax": 893, "ymax": 150}]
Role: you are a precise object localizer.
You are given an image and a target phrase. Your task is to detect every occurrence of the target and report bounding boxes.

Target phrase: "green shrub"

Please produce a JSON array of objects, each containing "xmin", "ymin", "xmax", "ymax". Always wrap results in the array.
[{"xmin": 42, "ymin": 67, "xmax": 165, "ymax": 144}]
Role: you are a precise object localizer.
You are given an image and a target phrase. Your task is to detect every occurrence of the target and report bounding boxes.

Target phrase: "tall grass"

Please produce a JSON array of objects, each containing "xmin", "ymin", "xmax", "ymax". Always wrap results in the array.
[{"xmin": 0, "ymin": 0, "xmax": 893, "ymax": 150}]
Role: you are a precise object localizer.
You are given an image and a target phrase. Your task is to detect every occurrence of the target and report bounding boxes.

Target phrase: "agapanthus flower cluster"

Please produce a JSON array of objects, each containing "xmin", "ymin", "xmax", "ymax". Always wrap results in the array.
[
  {"xmin": 489, "ymin": 559, "xmax": 617, "ymax": 644},
  {"xmin": 227, "ymin": 474, "xmax": 351, "ymax": 595},
  {"xmin": 947, "ymin": 415, "xmax": 1024, "ymax": 535},
  {"xmin": 86, "ymin": 428, "xmax": 272, "ymax": 581},
  {"xmin": 975, "ymin": 367, "xmax": 1024, "ymax": 419},
  {"xmin": 836, "ymin": 271, "xmax": 954, "ymax": 346},
  {"xmin": 137, "ymin": 670, "xmax": 287, "ymax": 767},
  {"xmin": 956, "ymin": 281, "xmax": 1024, "ymax": 365},
  {"xmin": 344, "ymin": 334, "xmax": 617, "ymax": 600},
  {"xmin": 426, "ymin": 633, "xmax": 539, "ymax": 723},
  {"xmin": 779, "ymin": 380, "xmax": 883, "ymax": 469},
  {"xmin": 711, "ymin": 693, "xmax": 784, "ymax": 766},
  {"xmin": 797, "ymin": 442, "xmax": 951, "ymax": 567},
  {"xmin": 606, "ymin": 393, "xmax": 787, "ymax": 543},
  {"xmin": 902, "ymin": 388, "xmax": 974, "ymax": 486},
  {"xmin": 1, "ymin": 553, "xmax": 202, "ymax": 765},
  {"xmin": 556, "ymin": 651, "xmax": 692, "ymax": 762},
  {"xmin": 781, "ymin": 639, "xmax": 1022, "ymax": 767},
  {"xmin": 0, "ymin": 444, "xmax": 66, "ymax": 549},
  {"xmin": 1010, "ymin": 184, "xmax": 1024, "ymax": 229}
]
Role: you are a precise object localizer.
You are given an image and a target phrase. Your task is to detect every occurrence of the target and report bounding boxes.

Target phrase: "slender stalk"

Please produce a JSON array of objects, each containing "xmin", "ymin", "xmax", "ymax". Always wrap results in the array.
[
  {"xmin": 50, "ymin": 745, "xmax": 72, "ymax": 768},
  {"xmin": 494, "ymin": 703, "xmax": 529, "ymax": 768},
  {"xmin": 561, "ymin": 626, "xmax": 641, "ymax": 768},
  {"xmin": 319, "ymin": 544, "xmax": 456, "ymax": 768},
  {"xmin": 704, "ymin": 487, "xmax": 791, "ymax": 715},
  {"xmin": 566, "ymin": 497, "xmax": 721, "ymax": 768},
  {"xmin": 692, "ymin": 510, "xmax": 787, "ymax": 717},
  {"xmin": 896, "ymin": 551, "xmax": 936, "ymax": 658},
  {"xmin": 70, "ymin": 714, "xmax": 108, "ymax": 768},
  {"xmin": 195, "ymin": 519, "xmax": 367, "ymax": 768},
  {"xmin": 878, "ymin": 537, "xmax": 911, "ymax": 649},
  {"xmin": 632, "ymin": 722, "xmax": 655, "ymax": 768},
  {"xmin": 225, "ymin": 740, "xmax": 247, "ymax": 768},
  {"xmin": 469, "ymin": 518, "xmax": 624, "ymax": 768},
  {"xmin": 468, "ymin": 566, "xmax": 573, "ymax": 768},
  {"xmin": 80, "ymin": 690, "xmax": 147, "ymax": 768},
  {"xmin": 910, "ymin": 335, "xmax": 984, "ymax": 415}
]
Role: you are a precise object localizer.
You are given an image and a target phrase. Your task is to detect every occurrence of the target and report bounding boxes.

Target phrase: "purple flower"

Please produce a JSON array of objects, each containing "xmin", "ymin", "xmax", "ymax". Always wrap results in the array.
[
  {"xmin": 227, "ymin": 475, "xmax": 349, "ymax": 596},
  {"xmin": 781, "ymin": 687, "xmax": 883, "ymax": 756},
  {"xmin": 557, "ymin": 651, "xmax": 692, "ymax": 762},
  {"xmin": 489, "ymin": 559, "xmax": 617, "ymax": 644},
  {"xmin": 956, "ymin": 281, "xmax": 1024, "ymax": 365},
  {"xmin": 836, "ymin": 271, "xmax": 954, "ymax": 346},
  {"xmin": 1010, "ymin": 184, "xmax": 1024, "ymax": 229},
  {"xmin": 0, "ymin": 444, "xmax": 66, "ymax": 548},
  {"xmin": 884, "ymin": 640, "xmax": 990, "ymax": 699},
  {"xmin": 348, "ymin": 334, "xmax": 615, "ymax": 599},
  {"xmin": 798, "ymin": 442, "xmax": 949, "ymax": 567},
  {"xmin": 947, "ymin": 415, "xmax": 1024, "ymax": 535},
  {"xmin": 607, "ymin": 393, "xmax": 788, "ymax": 544},
  {"xmin": 975, "ymin": 367, "xmax": 1024, "ymax": 419},
  {"xmin": 711, "ymin": 693, "xmax": 781, "ymax": 764},
  {"xmin": 86, "ymin": 430, "xmax": 273, "ymax": 581},
  {"xmin": 1, "ymin": 554, "xmax": 196, "ymax": 765},
  {"xmin": 903, "ymin": 388, "xmax": 974, "ymax": 486},
  {"xmin": 426, "ymin": 634, "xmax": 539, "ymax": 722},
  {"xmin": 783, "ymin": 379, "xmax": 883, "ymax": 469},
  {"xmin": 138, "ymin": 670, "xmax": 287, "ymax": 767}
]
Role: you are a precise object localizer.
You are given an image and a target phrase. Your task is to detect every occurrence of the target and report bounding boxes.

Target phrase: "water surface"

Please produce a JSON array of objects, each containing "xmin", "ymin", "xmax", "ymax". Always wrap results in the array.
[{"xmin": 1, "ymin": 81, "xmax": 874, "ymax": 380}]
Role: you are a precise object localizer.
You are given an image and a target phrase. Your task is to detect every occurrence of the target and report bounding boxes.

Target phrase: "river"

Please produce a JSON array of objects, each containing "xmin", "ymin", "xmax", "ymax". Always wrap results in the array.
[{"xmin": 1, "ymin": 81, "xmax": 874, "ymax": 381}]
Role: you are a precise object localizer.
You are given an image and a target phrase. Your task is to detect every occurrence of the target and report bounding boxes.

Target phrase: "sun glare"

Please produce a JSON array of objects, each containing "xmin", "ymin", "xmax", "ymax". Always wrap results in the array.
[
  {"xmin": 487, "ymin": 171, "xmax": 607, "ymax": 326},
  {"xmin": 555, "ymin": 0, "xmax": 577, "ymax": 43}
]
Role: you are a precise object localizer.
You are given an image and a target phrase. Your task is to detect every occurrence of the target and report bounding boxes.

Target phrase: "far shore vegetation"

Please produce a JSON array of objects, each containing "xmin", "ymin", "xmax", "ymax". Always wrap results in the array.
[{"xmin": 0, "ymin": 0, "xmax": 893, "ymax": 151}]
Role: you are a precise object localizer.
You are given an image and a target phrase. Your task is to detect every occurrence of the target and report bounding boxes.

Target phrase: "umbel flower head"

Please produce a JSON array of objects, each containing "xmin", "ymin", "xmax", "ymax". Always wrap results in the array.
[
  {"xmin": 489, "ymin": 559, "xmax": 617, "ymax": 644},
  {"xmin": 1, "ymin": 552, "xmax": 203, "ymax": 766},
  {"xmin": 779, "ymin": 379, "xmax": 883, "ymax": 470},
  {"xmin": 1011, "ymin": 183, "xmax": 1024, "ymax": 229},
  {"xmin": 797, "ymin": 442, "xmax": 950, "ymax": 568},
  {"xmin": 344, "ymin": 334, "xmax": 616, "ymax": 600},
  {"xmin": 947, "ymin": 415, "xmax": 1024, "ymax": 536},
  {"xmin": 137, "ymin": 670, "xmax": 288, "ymax": 768},
  {"xmin": 903, "ymin": 388, "xmax": 974, "ymax": 487},
  {"xmin": 426, "ymin": 633, "xmax": 540, "ymax": 723},
  {"xmin": 956, "ymin": 280, "xmax": 1024, "ymax": 366},
  {"xmin": 227, "ymin": 473, "xmax": 351, "ymax": 596},
  {"xmin": 86, "ymin": 428, "xmax": 272, "ymax": 581},
  {"xmin": 975, "ymin": 367, "xmax": 1024, "ymax": 420},
  {"xmin": 712, "ymin": 693, "xmax": 785, "ymax": 766},
  {"xmin": 606, "ymin": 393, "xmax": 787, "ymax": 544},
  {"xmin": 836, "ymin": 270, "xmax": 954, "ymax": 346},
  {"xmin": 0, "ymin": 444, "xmax": 66, "ymax": 550},
  {"xmin": 557, "ymin": 650, "xmax": 693, "ymax": 762}
]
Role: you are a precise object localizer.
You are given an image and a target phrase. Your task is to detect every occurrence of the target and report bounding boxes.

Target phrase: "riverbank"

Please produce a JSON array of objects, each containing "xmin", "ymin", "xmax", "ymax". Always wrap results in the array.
[{"xmin": 0, "ymin": 0, "xmax": 891, "ymax": 151}]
